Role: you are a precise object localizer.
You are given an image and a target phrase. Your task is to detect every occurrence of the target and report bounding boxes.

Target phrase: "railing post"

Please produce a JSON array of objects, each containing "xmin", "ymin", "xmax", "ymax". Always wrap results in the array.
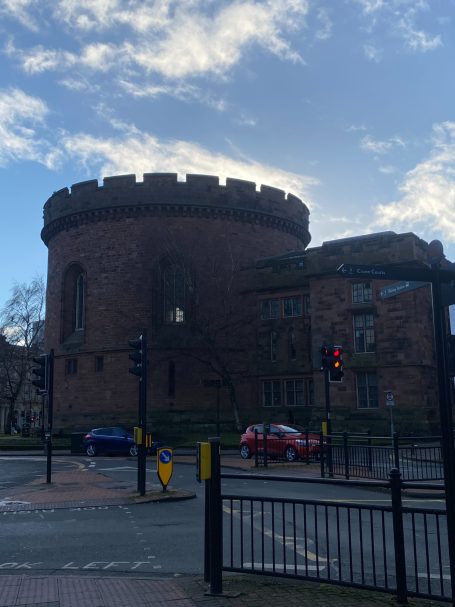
[
  {"xmin": 305, "ymin": 429, "xmax": 310, "ymax": 464},
  {"xmin": 393, "ymin": 432, "xmax": 400, "ymax": 470},
  {"xmin": 367, "ymin": 429, "xmax": 372, "ymax": 472},
  {"xmin": 263, "ymin": 423, "xmax": 268, "ymax": 468},
  {"xmin": 320, "ymin": 432, "xmax": 325, "ymax": 478},
  {"xmin": 343, "ymin": 431, "xmax": 349, "ymax": 480},
  {"xmin": 254, "ymin": 429, "xmax": 259, "ymax": 468},
  {"xmin": 389, "ymin": 468, "xmax": 408, "ymax": 604},
  {"xmin": 207, "ymin": 437, "xmax": 223, "ymax": 595}
]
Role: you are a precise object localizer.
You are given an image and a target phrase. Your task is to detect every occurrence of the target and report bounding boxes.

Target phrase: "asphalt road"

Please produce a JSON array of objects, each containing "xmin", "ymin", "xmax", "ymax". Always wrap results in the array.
[{"xmin": 0, "ymin": 456, "xmax": 448, "ymax": 589}]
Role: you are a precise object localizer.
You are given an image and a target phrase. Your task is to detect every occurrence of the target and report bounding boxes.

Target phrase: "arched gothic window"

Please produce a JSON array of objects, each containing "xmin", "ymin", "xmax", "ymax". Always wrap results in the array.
[
  {"xmin": 75, "ymin": 273, "xmax": 85, "ymax": 330},
  {"xmin": 163, "ymin": 265, "xmax": 185, "ymax": 324},
  {"xmin": 288, "ymin": 327, "xmax": 296, "ymax": 360},
  {"xmin": 62, "ymin": 264, "xmax": 86, "ymax": 341}
]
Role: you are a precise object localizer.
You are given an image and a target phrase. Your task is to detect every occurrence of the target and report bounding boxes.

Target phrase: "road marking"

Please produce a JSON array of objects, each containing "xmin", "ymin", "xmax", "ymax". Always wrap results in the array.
[
  {"xmin": 242, "ymin": 562, "xmax": 325, "ymax": 572},
  {"xmin": 0, "ymin": 498, "xmax": 31, "ymax": 506},
  {"xmin": 223, "ymin": 504, "xmax": 327, "ymax": 563},
  {"xmin": 96, "ymin": 466, "xmax": 137, "ymax": 471}
]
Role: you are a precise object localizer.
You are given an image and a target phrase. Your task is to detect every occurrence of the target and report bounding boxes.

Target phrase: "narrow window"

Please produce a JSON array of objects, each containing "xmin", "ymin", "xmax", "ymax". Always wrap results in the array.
[
  {"xmin": 163, "ymin": 266, "xmax": 185, "ymax": 324},
  {"xmin": 260, "ymin": 299, "xmax": 279, "ymax": 320},
  {"xmin": 288, "ymin": 327, "xmax": 296, "ymax": 360},
  {"xmin": 352, "ymin": 282, "xmax": 372, "ymax": 304},
  {"xmin": 65, "ymin": 359, "xmax": 78, "ymax": 376},
  {"xmin": 283, "ymin": 296, "xmax": 303, "ymax": 318},
  {"xmin": 270, "ymin": 331, "xmax": 278, "ymax": 362},
  {"xmin": 168, "ymin": 361, "xmax": 175, "ymax": 398},
  {"xmin": 75, "ymin": 273, "xmax": 85, "ymax": 330},
  {"xmin": 285, "ymin": 379, "xmax": 304, "ymax": 406},
  {"xmin": 262, "ymin": 380, "xmax": 282, "ymax": 407},
  {"xmin": 356, "ymin": 372, "xmax": 378, "ymax": 408},
  {"xmin": 95, "ymin": 356, "xmax": 104, "ymax": 373},
  {"xmin": 353, "ymin": 313, "xmax": 375, "ymax": 352}
]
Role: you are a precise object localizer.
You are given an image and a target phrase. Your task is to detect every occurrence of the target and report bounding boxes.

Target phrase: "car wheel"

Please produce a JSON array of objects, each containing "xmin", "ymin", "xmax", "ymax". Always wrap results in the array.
[
  {"xmin": 86, "ymin": 444, "xmax": 96, "ymax": 457},
  {"xmin": 285, "ymin": 446, "xmax": 298, "ymax": 462},
  {"xmin": 129, "ymin": 444, "xmax": 138, "ymax": 457},
  {"xmin": 240, "ymin": 444, "xmax": 251, "ymax": 459}
]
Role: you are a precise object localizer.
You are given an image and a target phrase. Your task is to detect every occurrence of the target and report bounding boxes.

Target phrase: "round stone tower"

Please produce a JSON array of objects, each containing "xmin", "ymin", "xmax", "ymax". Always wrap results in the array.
[{"xmin": 41, "ymin": 173, "xmax": 310, "ymax": 432}]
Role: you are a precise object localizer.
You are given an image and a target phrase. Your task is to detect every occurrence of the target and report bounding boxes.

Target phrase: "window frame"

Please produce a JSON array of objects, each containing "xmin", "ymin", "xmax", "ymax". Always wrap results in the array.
[
  {"xmin": 352, "ymin": 282, "xmax": 373, "ymax": 304},
  {"xmin": 356, "ymin": 372, "xmax": 378, "ymax": 409},
  {"xmin": 353, "ymin": 312, "xmax": 375, "ymax": 353}
]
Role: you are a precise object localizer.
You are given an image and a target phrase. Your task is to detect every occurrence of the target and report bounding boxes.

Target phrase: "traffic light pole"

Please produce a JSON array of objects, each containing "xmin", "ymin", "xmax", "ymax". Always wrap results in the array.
[
  {"xmin": 138, "ymin": 331, "xmax": 147, "ymax": 497},
  {"xmin": 324, "ymin": 368, "xmax": 333, "ymax": 478},
  {"xmin": 430, "ymin": 262, "xmax": 455, "ymax": 601},
  {"xmin": 46, "ymin": 350, "xmax": 54, "ymax": 484}
]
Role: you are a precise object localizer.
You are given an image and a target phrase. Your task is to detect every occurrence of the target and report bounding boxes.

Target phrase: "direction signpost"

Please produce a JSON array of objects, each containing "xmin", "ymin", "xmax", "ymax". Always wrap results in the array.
[
  {"xmin": 338, "ymin": 248, "xmax": 455, "ymax": 602},
  {"xmin": 379, "ymin": 281, "xmax": 427, "ymax": 300}
]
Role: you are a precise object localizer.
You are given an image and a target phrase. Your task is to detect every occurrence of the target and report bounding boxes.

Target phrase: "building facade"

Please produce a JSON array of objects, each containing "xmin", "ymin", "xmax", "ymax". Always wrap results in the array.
[{"xmin": 41, "ymin": 173, "xmax": 444, "ymax": 436}]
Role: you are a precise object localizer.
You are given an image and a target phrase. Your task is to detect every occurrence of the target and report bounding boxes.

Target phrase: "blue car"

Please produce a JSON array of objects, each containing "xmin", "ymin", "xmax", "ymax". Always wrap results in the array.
[
  {"xmin": 83, "ymin": 426, "xmax": 164, "ymax": 457},
  {"xmin": 83, "ymin": 427, "xmax": 138, "ymax": 457}
]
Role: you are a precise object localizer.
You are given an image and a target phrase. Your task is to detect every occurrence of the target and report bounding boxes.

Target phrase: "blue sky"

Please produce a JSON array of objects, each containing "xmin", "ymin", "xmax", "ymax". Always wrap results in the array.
[{"xmin": 0, "ymin": 0, "xmax": 454, "ymax": 308}]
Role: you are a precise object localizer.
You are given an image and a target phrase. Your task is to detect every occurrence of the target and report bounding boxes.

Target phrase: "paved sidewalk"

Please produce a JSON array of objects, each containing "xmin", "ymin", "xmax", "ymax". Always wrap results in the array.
[{"xmin": 0, "ymin": 574, "xmax": 448, "ymax": 607}]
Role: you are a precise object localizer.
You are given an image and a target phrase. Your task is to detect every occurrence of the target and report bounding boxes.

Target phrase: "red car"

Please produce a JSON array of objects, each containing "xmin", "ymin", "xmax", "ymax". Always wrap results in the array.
[{"xmin": 239, "ymin": 423, "xmax": 320, "ymax": 462}]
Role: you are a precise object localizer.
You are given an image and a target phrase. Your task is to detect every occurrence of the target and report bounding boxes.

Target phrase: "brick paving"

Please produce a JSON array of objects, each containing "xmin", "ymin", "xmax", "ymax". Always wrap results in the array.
[{"xmin": 0, "ymin": 453, "xmax": 448, "ymax": 606}]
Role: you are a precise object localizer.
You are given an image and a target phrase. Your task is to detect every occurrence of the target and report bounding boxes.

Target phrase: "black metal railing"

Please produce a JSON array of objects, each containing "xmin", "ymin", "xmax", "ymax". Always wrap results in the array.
[
  {"xmin": 204, "ymin": 438, "xmax": 450, "ymax": 603},
  {"xmin": 324, "ymin": 432, "xmax": 443, "ymax": 481}
]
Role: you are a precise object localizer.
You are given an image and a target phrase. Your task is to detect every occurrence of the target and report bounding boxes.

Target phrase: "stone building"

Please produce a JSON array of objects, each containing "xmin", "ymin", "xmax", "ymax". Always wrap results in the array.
[
  {"xmin": 251, "ymin": 231, "xmax": 440, "ymax": 434},
  {"xmin": 41, "ymin": 173, "xmax": 310, "ymax": 434},
  {"xmin": 40, "ymin": 173, "xmax": 444, "ymax": 436}
]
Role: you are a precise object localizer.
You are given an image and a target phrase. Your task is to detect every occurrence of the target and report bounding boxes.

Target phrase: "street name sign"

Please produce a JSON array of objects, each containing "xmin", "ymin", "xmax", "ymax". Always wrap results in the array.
[
  {"xmin": 379, "ymin": 281, "xmax": 427, "ymax": 300},
  {"xmin": 337, "ymin": 263, "xmax": 455, "ymax": 284}
]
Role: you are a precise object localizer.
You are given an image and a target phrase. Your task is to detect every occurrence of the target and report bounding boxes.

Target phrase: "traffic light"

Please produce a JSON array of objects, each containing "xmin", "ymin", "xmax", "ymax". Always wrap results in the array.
[
  {"xmin": 320, "ymin": 345, "xmax": 332, "ymax": 370},
  {"xmin": 320, "ymin": 345, "xmax": 344, "ymax": 382},
  {"xmin": 128, "ymin": 335, "xmax": 145, "ymax": 377},
  {"xmin": 331, "ymin": 346, "xmax": 344, "ymax": 382},
  {"xmin": 31, "ymin": 354, "xmax": 48, "ymax": 393}
]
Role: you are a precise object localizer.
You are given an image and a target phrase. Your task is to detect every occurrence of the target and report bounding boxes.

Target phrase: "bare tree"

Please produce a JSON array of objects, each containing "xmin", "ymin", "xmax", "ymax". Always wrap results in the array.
[
  {"xmin": 0, "ymin": 276, "xmax": 45, "ymax": 433},
  {"xmin": 157, "ymin": 235, "xmax": 255, "ymax": 431}
]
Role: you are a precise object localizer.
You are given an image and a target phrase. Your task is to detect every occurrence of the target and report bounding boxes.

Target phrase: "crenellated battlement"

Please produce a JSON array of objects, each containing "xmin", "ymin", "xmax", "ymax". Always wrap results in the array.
[{"xmin": 42, "ymin": 173, "xmax": 310, "ymax": 246}]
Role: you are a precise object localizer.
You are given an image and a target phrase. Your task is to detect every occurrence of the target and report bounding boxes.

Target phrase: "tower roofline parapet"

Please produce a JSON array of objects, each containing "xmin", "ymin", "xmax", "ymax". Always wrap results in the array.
[{"xmin": 42, "ymin": 173, "xmax": 311, "ymax": 247}]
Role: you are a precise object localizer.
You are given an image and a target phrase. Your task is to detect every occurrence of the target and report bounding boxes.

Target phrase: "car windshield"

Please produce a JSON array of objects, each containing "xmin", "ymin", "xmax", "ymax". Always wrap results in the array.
[{"xmin": 277, "ymin": 424, "xmax": 306, "ymax": 434}]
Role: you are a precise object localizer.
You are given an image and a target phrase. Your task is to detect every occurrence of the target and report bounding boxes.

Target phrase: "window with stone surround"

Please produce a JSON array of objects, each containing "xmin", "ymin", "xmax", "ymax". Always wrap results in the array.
[
  {"xmin": 62, "ymin": 263, "xmax": 86, "ymax": 341},
  {"xmin": 283, "ymin": 296, "xmax": 302, "ymax": 318},
  {"xmin": 356, "ymin": 372, "xmax": 378, "ymax": 408},
  {"xmin": 353, "ymin": 313, "xmax": 375, "ymax": 352},
  {"xmin": 288, "ymin": 327, "xmax": 296, "ymax": 360},
  {"xmin": 263, "ymin": 380, "xmax": 282, "ymax": 407},
  {"xmin": 65, "ymin": 358, "xmax": 78, "ymax": 376},
  {"xmin": 163, "ymin": 265, "xmax": 185, "ymax": 324},
  {"xmin": 262, "ymin": 378, "xmax": 313, "ymax": 407},
  {"xmin": 95, "ymin": 356, "xmax": 104, "ymax": 373},
  {"xmin": 260, "ymin": 299, "xmax": 279, "ymax": 319},
  {"xmin": 270, "ymin": 331, "xmax": 278, "ymax": 362},
  {"xmin": 352, "ymin": 282, "xmax": 372, "ymax": 303}
]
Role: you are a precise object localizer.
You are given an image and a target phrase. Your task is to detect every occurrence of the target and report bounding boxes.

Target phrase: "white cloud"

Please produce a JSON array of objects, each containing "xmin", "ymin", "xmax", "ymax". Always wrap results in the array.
[
  {"xmin": 0, "ymin": 88, "xmax": 58, "ymax": 168},
  {"xmin": 10, "ymin": 0, "xmax": 310, "ymax": 86},
  {"xmin": 370, "ymin": 122, "xmax": 455, "ymax": 244},
  {"xmin": 378, "ymin": 165, "xmax": 396, "ymax": 174},
  {"xmin": 353, "ymin": 0, "xmax": 443, "ymax": 54},
  {"xmin": 60, "ymin": 130, "xmax": 318, "ymax": 204},
  {"xmin": 360, "ymin": 134, "xmax": 405, "ymax": 155},
  {"xmin": 363, "ymin": 43, "xmax": 382, "ymax": 62},
  {"xmin": 0, "ymin": 0, "xmax": 39, "ymax": 31},
  {"xmin": 315, "ymin": 7, "xmax": 332, "ymax": 41}
]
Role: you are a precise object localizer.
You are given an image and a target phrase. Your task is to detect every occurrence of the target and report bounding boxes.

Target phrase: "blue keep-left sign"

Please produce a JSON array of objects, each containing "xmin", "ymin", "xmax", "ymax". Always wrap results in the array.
[
  {"xmin": 157, "ymin": 448, "xmax": 173, "ymax": 490},
  {"xmin": 159, "ymin": 449, "xmax": 172, "ymax": 464}
]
